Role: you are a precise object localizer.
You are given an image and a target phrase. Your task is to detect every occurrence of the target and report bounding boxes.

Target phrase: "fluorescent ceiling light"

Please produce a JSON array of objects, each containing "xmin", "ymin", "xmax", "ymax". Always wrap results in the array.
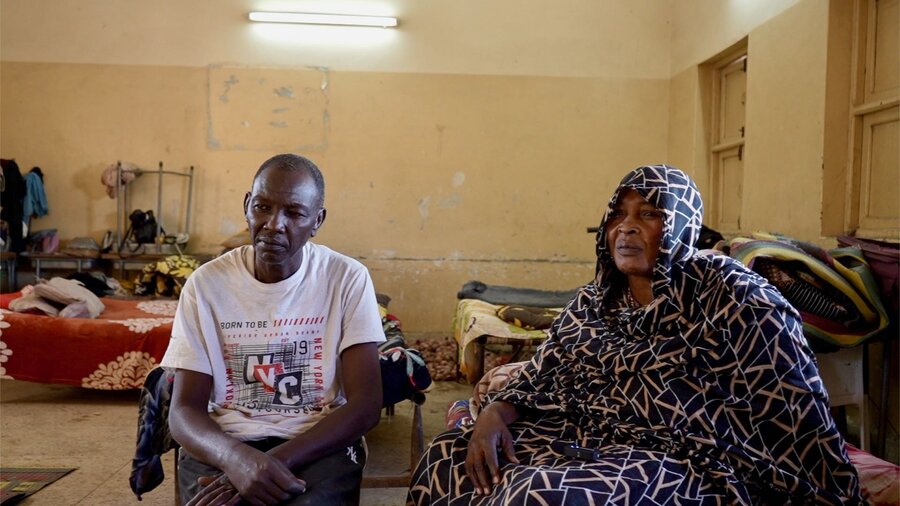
[{"xmin": 248, "ymin": 11, "xmax": 398, "ymax": 28}]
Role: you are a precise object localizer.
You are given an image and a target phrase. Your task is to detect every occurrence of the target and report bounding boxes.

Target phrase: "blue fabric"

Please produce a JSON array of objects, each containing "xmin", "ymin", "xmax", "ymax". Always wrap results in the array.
[{"xmin": 23, "ymin": 171, "xmax": 48, "ymax": 219}]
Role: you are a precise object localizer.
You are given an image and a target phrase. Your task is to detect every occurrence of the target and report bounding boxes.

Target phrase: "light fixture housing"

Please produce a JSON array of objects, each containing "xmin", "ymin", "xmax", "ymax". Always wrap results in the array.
[{"xmin": 248, "ymin": 11, "xmax": 398, "ymax": 28}]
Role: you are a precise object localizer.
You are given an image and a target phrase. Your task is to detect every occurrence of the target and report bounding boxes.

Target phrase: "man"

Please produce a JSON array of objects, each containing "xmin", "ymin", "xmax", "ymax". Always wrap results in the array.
[{"xmin": 162, "ymin": 154, "xmax": 384, "ymax": 505}]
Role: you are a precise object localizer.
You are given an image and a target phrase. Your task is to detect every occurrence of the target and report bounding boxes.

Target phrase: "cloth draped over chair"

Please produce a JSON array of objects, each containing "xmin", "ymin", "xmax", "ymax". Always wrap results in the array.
[{"xmin": 129, "ymin": 367, "xmax": 177, "ymax": 500}]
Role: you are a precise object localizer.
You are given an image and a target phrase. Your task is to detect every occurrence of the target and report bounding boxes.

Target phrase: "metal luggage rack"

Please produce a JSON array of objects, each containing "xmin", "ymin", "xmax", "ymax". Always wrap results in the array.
[{"xmin": 114, "ymin": 160, "xmax": 194, "ymax": 256}]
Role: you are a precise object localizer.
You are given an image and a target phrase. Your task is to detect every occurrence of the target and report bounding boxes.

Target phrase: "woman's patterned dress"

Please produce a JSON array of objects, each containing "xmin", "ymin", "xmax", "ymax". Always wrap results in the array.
[{"xmin": 408, "ymin": 166, "xmax": 861, "ymax": 505}]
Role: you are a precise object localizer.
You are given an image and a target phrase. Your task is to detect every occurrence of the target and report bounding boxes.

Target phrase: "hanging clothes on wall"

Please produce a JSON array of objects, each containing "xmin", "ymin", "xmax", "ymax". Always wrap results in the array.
[
  {"xmin": 0, "ymin": 158, "xmax": 27, "ymax": 252},
  {"xmin": 23, "ymin": 167, "xmax": 49, "ymax": 220},
  {"xmin": 100, "ymin": 161, "xmax": 140, "ymax": 198}
]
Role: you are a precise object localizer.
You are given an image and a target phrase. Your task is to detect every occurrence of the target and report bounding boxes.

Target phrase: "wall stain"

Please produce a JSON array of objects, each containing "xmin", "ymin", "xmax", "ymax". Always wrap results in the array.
[
  {"xmin": 274, "ymin": 86, "xmax": 294, "ymax": 98},
  {"xmin": 207, "ymin": 64, "xmax": 330, "ymax": 152},
  {"xmin": 219, "ymin": 74, "xmax": 239, "ymax": 103},
  {"xmin": 435, "ymin": 124, "xmax": 445, "ymax": 154},
  {"xmin": 438, "ymin": 193, "xmax": 461, "ymax": 208},
  {"xmin": 315, "ymin": 66, "xmax": 330, "ymax": 94},
  {"xmin": 322, "ymin": 110, "xmax": 331, "ymax": 149},
  {"xmin": 418, "ymin": 196, "xmax": 431, "ymax": 230}
]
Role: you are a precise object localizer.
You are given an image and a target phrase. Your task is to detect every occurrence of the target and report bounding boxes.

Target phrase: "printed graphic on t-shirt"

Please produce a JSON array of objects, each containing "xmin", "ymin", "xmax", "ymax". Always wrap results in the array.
[{"xmin": 218, "ymin": 316, "xmax": 326, "ymax": 415}]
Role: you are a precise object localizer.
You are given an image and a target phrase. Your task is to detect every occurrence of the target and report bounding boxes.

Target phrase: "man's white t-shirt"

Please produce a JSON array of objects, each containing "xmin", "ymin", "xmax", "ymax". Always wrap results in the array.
[{"xmin": 160, "ymin": 242, "xmax": 385, "ymax": 441}]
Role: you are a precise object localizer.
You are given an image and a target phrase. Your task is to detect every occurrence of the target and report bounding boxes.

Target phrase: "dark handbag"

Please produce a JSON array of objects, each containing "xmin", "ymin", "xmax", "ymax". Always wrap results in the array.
[{"xmin": 129, "ymin": 209, "xmax": 161, "ymax": 244}]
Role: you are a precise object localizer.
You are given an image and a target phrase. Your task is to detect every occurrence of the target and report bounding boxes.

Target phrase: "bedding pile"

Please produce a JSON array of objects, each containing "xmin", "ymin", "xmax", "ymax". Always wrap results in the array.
[
  {"xmin": 728, "ymin": 232, "xmax": 889, "ymax": 350},
  {"xmin": 7, "ymin": 277, "xmax": 105, "ymax": 318}
]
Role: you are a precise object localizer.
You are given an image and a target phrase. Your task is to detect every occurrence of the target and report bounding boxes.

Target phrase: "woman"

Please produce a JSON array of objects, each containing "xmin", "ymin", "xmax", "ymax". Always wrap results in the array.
[{"xmin": 408, "ymin": 165, "xmax": 860, "ymax": 504}]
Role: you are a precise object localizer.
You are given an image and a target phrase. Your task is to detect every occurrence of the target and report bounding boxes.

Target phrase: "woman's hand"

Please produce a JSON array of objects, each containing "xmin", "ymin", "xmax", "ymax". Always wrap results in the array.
[
  {"xmin": 189, "ymin": 446, "xmax": 306, "ymax": 506},
  {"xmin": 465, "ymin": 401, "xmax": 520, "ymax": 495}
]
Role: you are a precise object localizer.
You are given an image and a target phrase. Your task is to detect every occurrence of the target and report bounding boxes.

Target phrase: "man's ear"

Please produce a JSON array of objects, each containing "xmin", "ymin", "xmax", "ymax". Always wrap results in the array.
[
  {"xmin": 310, "ymin": 208, "xmax": 327, "ymax": 237},
  {"xmin": 243, "ymin": 192, "xmax": 251, "ymax": 216}
]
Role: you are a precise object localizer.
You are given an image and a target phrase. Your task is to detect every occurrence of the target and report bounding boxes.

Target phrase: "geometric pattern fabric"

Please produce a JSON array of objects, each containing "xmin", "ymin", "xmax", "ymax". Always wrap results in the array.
[{"xmin": 408, "ymin": 166, "xmax": 861, "ymax": 505}]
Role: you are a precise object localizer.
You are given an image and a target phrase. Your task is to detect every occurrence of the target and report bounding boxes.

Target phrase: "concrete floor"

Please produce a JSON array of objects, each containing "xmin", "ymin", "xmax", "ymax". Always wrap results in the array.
[{"xmin": 0, "ymin": 378, "xmax": 471, "ymax": 506}]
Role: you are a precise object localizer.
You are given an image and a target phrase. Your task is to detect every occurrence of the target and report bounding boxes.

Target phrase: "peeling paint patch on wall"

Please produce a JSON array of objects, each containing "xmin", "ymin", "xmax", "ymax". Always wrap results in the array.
[
  {"xmin": 438, "ymin": 193, "xmax": 461, "ymax": 208},
  {"xmin": 207, "ymin": 64, "xmax": 329, "ymax": 151},
  {"xmin": 274, "ymin": 86, "xmax": 294, "ymax": 98},
  {"xmin": 219, "ymin": 74, "xmax": 239, "ymax": 103},
  {"xmin": 418, "ymin": 196, "xmax": 431, "ymax": 230}
]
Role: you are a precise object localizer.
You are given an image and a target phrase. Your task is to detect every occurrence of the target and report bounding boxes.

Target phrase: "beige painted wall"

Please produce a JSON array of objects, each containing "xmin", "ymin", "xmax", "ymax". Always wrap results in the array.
[
  {"xmin": 0, "ymin": 0, "xmax": 858, "ymax": 333},
  {"xmin": 742, "ymin": 0, "xmax": 829, "ymax": 240},
  {"xmin": 0, "ymin": 0, "xmax": 673, "ymax": 78},
  {"xmin": 666, "ymin": 66, "xmax": 710, "ymax": 200},
  {"xmin": 667, "ymin": 0, "xmax": 845, "ymax": 244},
  {"xmin": 669, "ymin": 0, "xmax": 802, "ymax": 73},
  {"xmin": 0, "ymin": 61, "xmax": 668, "ymax": 331}
]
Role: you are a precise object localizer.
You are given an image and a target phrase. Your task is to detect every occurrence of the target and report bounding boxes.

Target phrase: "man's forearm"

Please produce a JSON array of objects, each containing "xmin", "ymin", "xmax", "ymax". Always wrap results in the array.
[
  {"xmin": 268, "ymin": 398, "xmax": 381, "ymax": 470},
  {"xmin": 170, "ymin": 405, "xmax": 247, "ymax": 473}
]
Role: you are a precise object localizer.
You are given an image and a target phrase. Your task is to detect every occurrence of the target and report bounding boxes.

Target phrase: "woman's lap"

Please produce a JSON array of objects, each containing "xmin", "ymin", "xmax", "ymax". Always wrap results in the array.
[{"xmin": 408, "ymin": 422, "xmax": 742, "ymax": 506}]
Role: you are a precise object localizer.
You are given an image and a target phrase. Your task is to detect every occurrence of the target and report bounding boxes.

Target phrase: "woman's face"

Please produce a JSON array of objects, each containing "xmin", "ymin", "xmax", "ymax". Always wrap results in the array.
[{"xmin": 605, "ymin": 189, "xmax": 664, "ymax": 280}]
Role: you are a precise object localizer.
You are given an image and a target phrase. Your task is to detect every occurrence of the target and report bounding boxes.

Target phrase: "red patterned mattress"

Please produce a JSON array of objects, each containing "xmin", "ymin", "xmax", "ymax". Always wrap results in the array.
[{"xmin": 0, "ymin": 292, "xmax": 175, "ymax": 390}]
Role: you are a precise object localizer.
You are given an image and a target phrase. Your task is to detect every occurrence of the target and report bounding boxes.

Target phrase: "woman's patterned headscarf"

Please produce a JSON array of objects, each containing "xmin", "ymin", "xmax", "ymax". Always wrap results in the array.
[{"xmin": 594, "ymin": 165, "xmax": 704, "ymax": 302}]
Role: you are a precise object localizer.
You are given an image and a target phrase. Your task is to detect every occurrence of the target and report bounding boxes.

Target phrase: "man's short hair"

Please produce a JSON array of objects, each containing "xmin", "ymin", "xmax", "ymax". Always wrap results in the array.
[{"xmin": 254, "ymin": 154, "xmax": 326, "ymax": 207}]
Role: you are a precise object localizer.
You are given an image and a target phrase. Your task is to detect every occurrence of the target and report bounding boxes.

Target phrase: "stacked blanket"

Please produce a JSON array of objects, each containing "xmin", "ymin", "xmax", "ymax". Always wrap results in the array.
[{"xmin": 729, "ymin": 233, "xmax": 889, "ymax": 349}]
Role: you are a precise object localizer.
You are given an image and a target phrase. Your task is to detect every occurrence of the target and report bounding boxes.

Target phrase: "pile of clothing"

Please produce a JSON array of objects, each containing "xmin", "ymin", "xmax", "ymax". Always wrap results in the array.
[
  {"xmin": 8, "ymin": 277, "xmax": 105, "ymax": 318},
  {"xmin": 1, "ymin": 159, "xmax": 49, "ymax": 253},
  {"xmin": 728, "ymin": 232, "xmax": 889, "ymax": 350},
  {"xmin": 133, "ymin": 255, "xmax": 200, "ymax": 297}
]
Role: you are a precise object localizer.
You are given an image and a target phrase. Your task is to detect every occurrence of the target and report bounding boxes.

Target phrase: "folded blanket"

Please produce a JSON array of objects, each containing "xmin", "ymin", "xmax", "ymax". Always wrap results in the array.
[
  {"xmin": 496, "ymin": 305, "xmax": 560, "ymax": 330},
  {"xmin": 9, "ymin": 277, "xmax": 105, "ymax": 318},
  {"xmin": 457, "ymin": 280, "xmax": 578, "ymax": 308},
  {"xmin": 729, "ymin": 233, "xmax": 888, "ymax": 348}
]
